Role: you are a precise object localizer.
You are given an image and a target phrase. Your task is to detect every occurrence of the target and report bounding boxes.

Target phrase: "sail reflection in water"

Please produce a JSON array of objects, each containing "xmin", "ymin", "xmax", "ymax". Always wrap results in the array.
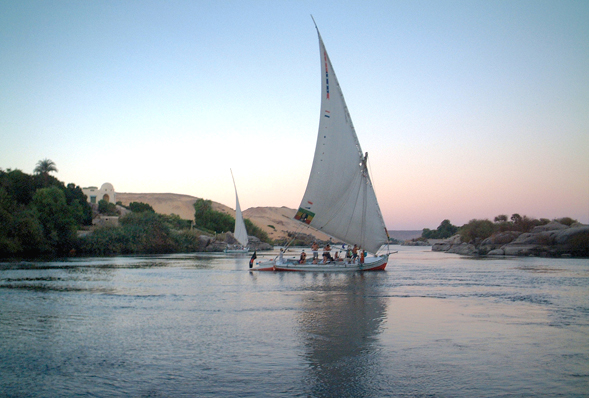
[{"xmin": 296, "ymin": 274, "xmax": 388, "ymax": 396}]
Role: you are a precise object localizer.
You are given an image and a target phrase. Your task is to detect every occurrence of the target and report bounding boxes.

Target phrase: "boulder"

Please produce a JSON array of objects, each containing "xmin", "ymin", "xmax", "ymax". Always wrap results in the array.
[
  {"xmin": 479, "ymin": 231, "xmax": 521, "ymax": 253},
  {"xmin": 199, "ymin": 235, "xmax": 212, "ymax": 246},
  {"xmin": 553, "ymin": 225, "xmax": 589, "ymax": 245},
  {"xmin": 531, "ymin": 221, "xmax": 568, "ymax": 233},
  {"xmin": 447, "ymin": 243, "xmax": 477, "ymax": 256},
  {"xmin": 487, "ymin": 248, "xmax": 505, "ymax": 256},
  {"xmin": 502, "ymin": 244, "xmax": 539, "ymax": 256},
  {"xmin": 432, "ymin": 242, "xmax": 452, "ymax": 252}
]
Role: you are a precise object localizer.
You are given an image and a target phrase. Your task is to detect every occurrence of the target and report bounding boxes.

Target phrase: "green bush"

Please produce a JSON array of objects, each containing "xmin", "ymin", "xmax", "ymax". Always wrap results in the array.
[
  {"xmin": 98, "ymin": 199, "xmax": 118, "ymax": 216},
  {"xmin": 459, "ymin": 219, "xmax": 496, "ymax": 243},
  {"xmin": 422, "ymin": 219, "xmax": 459, "ymax": 239},
  {"xmin": 128, "ymin": 201, "xmax": 155, "ymax": 213},
  {"xmin": 79, "ymin": 212, "xmax": 204, "ymax": 255}
]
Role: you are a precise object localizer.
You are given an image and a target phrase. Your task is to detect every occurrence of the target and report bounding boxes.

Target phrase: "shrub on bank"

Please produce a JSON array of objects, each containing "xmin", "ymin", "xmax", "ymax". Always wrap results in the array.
[{"xmin": 78, "ymin": 212, "xmax": 205, "ymax": 255}]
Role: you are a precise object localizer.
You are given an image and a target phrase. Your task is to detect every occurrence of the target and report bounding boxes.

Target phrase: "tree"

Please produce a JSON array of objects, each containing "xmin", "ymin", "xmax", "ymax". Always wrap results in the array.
[
  {"xmin": 0, "ymin": 169, "xmax": 37, "ymax": 205},
  {"xmin": 459, "ymin": 219, "xmax": 496, "ymax": 243},
  {"xmin": 65, "ymin": 183, "xmax": 92, "ymax": 225},
  {"xmin": 34, "ymin": 159, "xmax": 58, "ymax": 187},
  {"xmin": 98, "ymin": 199, "xmax": 118, "ymax": 216},
  {"xmin": 193, "ymin": 199, "xmax": 213, "ymax": 229},
  {"xmin": 32, "ymin": 186, "xmax": 78, "ymax": 254},
  {"xmin": 494, "ymin": 215, "xmax": 508, "ymax": 223},
  {"xmin": 510, "ymin": 213, "xmax": 522, "ymax": 224},
  {"xmin": 34, "ymin": 159, "xmax": 58, "ymax": 175},
  {"xmin": 422, "ymin": 219, "xmax": 458, "ymax": 239}
]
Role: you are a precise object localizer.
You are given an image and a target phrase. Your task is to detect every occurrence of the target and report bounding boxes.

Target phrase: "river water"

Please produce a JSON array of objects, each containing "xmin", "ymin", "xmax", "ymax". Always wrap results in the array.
[{"xmin": 1, "ymin": 246, "xmax": 588, "ymax": 397}]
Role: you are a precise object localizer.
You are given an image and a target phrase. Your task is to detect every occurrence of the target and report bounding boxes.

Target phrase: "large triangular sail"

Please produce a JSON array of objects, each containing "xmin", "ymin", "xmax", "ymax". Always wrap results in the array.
[
  {"xmin": 231, "ymin": 170, "xmax": 248, "ymax": 248},
  {"xmin": 294, "ymin": 27, "xmax": 389, "ymax": 254}
]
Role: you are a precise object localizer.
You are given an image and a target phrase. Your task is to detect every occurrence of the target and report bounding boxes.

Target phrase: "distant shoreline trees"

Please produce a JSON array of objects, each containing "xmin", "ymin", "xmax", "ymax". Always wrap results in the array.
[
  {"xmin": 422, "ymin": 214, "xmax": 581, "ymax": 244},
  {"xmin": 1, "ymin": 163, "xmax": 92, "ymax": 257},
  {"xmin": 1, "ymin": 161, "xmax": 272, "ymax": 259}
]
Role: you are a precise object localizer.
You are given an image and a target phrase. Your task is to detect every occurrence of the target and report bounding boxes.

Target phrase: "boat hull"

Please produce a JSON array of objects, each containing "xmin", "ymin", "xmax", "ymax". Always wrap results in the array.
[{"xmin": 251, "ymin": 254, "xmax": 388, "ymax": 272}]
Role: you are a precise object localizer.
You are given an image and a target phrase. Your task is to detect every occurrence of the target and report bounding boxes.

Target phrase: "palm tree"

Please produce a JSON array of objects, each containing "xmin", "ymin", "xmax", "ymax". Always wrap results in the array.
[
  {"xmin": 34, "ymin": 159, "xmax": 58, "ymax": 175},
  {"xmin": 34, "ymin": 159, "xmax": 58, "ymax": 186}
]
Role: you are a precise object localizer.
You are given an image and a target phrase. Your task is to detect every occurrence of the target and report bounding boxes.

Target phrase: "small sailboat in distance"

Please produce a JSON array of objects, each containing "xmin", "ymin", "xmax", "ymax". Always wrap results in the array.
[
  {"xmin": 224, "ymin": 170, "xmax": 249, "ymax": 254},
  {"xmin": 252, "ymin": 21, "xmax": 390, "ymax": 271}
]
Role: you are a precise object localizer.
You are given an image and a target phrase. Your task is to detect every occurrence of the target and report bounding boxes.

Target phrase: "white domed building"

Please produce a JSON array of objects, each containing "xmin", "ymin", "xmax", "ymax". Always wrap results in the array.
[{"xmin": 82, "ymin": 183, "xmax": 116, "ymax": 204}]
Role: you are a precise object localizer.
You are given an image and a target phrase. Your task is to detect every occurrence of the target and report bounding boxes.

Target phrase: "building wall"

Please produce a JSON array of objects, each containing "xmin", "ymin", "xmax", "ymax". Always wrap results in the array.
[{"xmin": 82, "ymin": 182, "xmax": 116, "ymax": 204}]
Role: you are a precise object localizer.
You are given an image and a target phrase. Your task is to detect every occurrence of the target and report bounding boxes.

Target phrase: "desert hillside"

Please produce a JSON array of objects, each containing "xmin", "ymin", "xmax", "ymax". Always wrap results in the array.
[
  {"xmin": 116, "ymin": 192, "xmax": 329, "ymax": 241},
  {"xmin": 116, "ymin": 192, "xmax": 233, "ymax": 220}
]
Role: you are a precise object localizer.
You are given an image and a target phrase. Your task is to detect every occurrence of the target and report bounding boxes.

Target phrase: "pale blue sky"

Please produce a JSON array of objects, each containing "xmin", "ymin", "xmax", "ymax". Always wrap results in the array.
[{"xmin": 1, "ymin": 0, "xmax": 588, "ymax": 229}]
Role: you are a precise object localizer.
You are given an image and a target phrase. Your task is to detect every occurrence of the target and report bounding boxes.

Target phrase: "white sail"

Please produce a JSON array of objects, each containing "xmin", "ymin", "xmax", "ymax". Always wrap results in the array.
[
  {"xmin": 294, "ymin": 28, "xmax": 389, "ymax": 254},
  {"xmin": 231, "ymin": 170, "xmax": 248, "ymax": 248}
]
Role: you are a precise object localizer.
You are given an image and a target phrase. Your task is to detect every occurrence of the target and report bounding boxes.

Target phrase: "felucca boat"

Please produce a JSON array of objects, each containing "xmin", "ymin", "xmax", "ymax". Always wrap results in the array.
[
  {"xmin": 252, "ymin": 23, "xmax": 390, "ymax": 271},
  {"xmin": 224, "ymin": 170, "xmax": 249, "ymax": 254}
]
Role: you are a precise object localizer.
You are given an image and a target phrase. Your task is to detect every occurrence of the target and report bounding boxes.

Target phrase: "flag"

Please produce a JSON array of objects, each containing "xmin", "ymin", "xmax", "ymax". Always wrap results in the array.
[{"xmin": 249, "ymin": 251, "xmax": 257, "ymax": 268}]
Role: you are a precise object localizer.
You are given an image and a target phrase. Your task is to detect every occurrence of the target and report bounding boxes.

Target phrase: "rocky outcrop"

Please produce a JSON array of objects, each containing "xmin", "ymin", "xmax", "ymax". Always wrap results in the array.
[
  {"xmin": 432, "ymin": 235, "xmax": 462, "ymax": 252},
  {"xmin": 433, "ymin": 222, "xmax": 589, "ymax": 257}
]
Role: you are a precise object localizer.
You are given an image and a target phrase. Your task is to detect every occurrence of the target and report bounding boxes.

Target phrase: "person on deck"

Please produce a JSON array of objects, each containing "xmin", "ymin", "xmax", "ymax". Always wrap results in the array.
[
  {"xmin": 311, "ymin": 242, "xmax": 319, "ymax": 261},
  {"xmin": 346, "ymin": 246, "xmax": 352, "ymax": 264},
  {"xmin": 299, "ymin": 250, "xmax": 307, "ymax": 264},
  {"xmin": 277, "ymin": 249, "xmax": 284, "ymax": 265},
  {"xmin": 352, "ymin": 244, "xmax": 358, "ymax": 263},
  {"xmin": 322, "ymin": 244, "xmax": 333, "ymax": 263}
]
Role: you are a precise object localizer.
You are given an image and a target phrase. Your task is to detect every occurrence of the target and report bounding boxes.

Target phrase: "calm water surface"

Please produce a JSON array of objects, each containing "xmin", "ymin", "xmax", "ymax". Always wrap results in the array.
[{"xmin": 1, "ymin": 246, "xmax": 588, "ymax": 397}]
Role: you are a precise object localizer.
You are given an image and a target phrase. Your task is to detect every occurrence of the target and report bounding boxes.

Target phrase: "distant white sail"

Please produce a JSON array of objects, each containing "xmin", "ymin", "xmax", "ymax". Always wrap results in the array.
[
  {"xmin": 294, "ymin": 28, "xmax": 389, "ymax": 254},
  {"xmin": 231, "ymin": 170, "xmax": 248, "ymax": 248}
]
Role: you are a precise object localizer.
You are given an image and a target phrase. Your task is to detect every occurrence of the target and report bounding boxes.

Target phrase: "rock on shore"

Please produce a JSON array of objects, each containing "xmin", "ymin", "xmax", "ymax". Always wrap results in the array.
[{"xmin": 432, "ymin": 221, "xmax": 589, "ymax": 257}]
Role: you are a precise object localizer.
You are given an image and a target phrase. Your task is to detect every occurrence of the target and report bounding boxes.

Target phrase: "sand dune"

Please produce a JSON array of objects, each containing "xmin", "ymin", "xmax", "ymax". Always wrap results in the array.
[{"xmin": 115, "ymin": 192, "xmax": 328, "ymax": 241}]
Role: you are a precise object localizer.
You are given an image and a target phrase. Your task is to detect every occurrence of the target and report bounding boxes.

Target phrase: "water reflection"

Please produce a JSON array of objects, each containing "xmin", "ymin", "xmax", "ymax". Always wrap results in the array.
[{"xmin": 296, "ymin": 273, "xmax": 388, "ymax": 397}]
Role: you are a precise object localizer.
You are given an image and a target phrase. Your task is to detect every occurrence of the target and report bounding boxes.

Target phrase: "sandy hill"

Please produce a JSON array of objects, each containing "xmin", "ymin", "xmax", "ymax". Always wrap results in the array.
[
  {"xmin": 115, "ymin": 192, "xmax": 329, "ymax": 241},
  {"xmin": 116, "ymin": 192, "xmax": 233, "ymax": 220}
]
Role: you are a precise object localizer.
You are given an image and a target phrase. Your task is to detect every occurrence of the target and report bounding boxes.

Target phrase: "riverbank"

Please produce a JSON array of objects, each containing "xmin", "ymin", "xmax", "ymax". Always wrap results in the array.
[{"xmin": 432, "ymin": 221, "xmax": 589, "ymax": 257}]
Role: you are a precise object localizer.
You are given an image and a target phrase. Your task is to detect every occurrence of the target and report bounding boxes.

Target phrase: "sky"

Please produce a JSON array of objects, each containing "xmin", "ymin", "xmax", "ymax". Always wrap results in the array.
[{"xmin": 1, "ymin": 0, "xmax": 588, "ymax": 230}]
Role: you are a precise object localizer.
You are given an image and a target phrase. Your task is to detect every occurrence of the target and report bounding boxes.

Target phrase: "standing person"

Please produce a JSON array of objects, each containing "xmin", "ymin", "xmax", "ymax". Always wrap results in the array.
[
  {"xmin": 312, "ymin": 242, "xmax": 319, "ymax": 262},
  {"xmin": 278, "ymin": 248, "xmax": 285, "ymax": 265},
  {"xmin": 360, "ymin": 247, "xmax": 365, "ymax": 264},
  {"xmin": 322, "ymin": 243, "xmax": 332, "ymax": 263},
  {"xmin": 346, "ymin": 246, "xmax": 352, "ymax": 264},
  {"xmin": 352, "ymin": 244, "xmax": 358, "ymax": 263}
]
